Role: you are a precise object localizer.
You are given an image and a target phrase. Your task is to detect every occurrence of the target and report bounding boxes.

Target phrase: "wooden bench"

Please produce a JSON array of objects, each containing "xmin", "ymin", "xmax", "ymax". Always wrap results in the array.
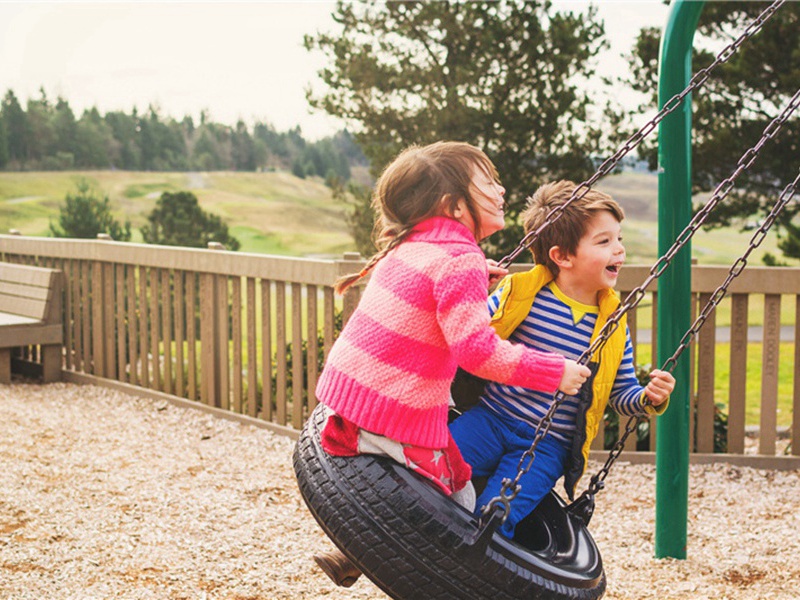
[{"xmin": 0, "ymin": 262, "xmax": 64, "ymax": 384}]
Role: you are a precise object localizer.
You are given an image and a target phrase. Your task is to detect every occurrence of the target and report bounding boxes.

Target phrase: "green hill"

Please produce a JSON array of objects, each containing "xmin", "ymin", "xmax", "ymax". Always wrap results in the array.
[
  {"xmin": 0, "ymin": 171, "xmax": 355, "ymax": 258},
  {"xmin": 1, "ymin": 170, "xmax": 795, "ymax": 265}
]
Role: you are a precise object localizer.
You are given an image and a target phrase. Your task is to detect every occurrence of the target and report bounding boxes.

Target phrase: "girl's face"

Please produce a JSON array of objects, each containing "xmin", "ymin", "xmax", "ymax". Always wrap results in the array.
[{"xmin": 456, "ymin": 165, "xmax": 506, "ymax": 240}]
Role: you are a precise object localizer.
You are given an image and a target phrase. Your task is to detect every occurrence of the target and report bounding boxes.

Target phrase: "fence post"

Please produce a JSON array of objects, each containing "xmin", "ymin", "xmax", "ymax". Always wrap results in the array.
[
  {"xmin": 336, "ymin": 252, "xmax": 366, "ymax": 325},
  {"xmin": 91, "ymin": 260, "xmax": 106, "ymax": 377},
  {"xmin": 199, "ymin": 243, "xmax": 227, "ymax": 408}
]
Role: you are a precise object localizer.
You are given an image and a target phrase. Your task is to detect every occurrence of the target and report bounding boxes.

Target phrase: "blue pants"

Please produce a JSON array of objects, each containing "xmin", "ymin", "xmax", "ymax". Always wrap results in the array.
[{"xmin": 450, "ymin": 403, "xmax": 569, "ymax": 539}]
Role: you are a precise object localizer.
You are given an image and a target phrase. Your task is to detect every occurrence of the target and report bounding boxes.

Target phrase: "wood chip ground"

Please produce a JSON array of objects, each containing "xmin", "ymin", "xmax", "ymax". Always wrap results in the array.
[{"xmin": 1, "ymin": 382, "xmax": 799, "ymax": 599}]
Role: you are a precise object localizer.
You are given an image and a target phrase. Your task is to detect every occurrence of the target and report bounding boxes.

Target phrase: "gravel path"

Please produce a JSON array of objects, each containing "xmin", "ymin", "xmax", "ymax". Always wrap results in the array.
[{"xmin": 1, "ymin": 381, "xmax": 799, "ymax": 599}]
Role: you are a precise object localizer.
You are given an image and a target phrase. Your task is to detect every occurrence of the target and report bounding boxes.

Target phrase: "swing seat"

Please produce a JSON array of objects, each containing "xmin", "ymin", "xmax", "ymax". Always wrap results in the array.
[{"xmin": 293, "ymin": 404, "xmax": 605, "ymax": 600}]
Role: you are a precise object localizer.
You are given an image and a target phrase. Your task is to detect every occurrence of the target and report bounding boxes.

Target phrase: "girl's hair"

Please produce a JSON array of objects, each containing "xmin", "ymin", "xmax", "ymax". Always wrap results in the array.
[
  {"xmin": 521, "ymin": 180, "xmax": 625, "ymax": 277},
  {"xmin": 335, "ymin": 141, "xmax": 499, "ymax": 294}
]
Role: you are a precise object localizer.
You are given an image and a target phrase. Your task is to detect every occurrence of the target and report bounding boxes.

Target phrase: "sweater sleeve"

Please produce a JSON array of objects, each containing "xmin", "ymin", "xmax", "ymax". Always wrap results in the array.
[
  {"xmin": 434, "ymin": 251, "xmax": 564, "ymax": 393},
  {"xmin": 609, "ymin": 328, "xmax": 668, "ymax": 417}
]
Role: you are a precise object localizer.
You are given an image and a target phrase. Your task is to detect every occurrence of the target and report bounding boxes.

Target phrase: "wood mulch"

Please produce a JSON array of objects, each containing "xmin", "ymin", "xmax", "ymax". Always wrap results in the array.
[{"xmin": 1, "ymin": 381, "xmax": 798, "ymax": 599}]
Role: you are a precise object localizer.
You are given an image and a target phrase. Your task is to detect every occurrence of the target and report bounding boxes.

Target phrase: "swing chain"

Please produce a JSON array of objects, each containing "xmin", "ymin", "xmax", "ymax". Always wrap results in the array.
[
  {"xmin": 499, "ymin": 0, "xmax": 786, "ymax": 270},
  {"xmin": 482, "ymin": 82, "xmax": 800, "ymax": 523},
  {"xmin": 480, "ymin": 389, "xmax": 564, "ymax": 523},
  {"xmin": 570, "ymin": 160, "xmax": 800, "ymax": 515},
  {"xmin": 661, "ymin": 166, "xmax": 800, "ymax": 374},
  {"xmin": 569, "ymin": 99, "xmax": 800, "ymax": 511},
  {"xmin": 579, "ymin": 84, "xmax": 800, "ymax": 374},
  {"xmin": 584, "ymin": 415, "xmax": 642, "ymax": 499}
]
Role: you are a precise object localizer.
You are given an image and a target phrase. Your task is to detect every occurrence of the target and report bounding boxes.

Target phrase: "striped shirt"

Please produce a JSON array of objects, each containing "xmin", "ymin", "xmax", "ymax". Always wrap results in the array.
[{"xmin": 481, "ymin": 282, "xmax": 645, "ymax": 446}]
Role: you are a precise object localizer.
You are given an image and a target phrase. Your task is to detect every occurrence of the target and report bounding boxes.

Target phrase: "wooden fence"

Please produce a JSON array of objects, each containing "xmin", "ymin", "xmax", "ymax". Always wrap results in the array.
[{"xmin": 1, "ymin": 234, "xmax": 798, "ymax": 468}]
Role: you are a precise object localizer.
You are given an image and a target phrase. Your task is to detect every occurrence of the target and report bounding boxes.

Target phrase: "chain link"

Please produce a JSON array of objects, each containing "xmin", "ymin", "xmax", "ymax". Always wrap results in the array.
[
  {"xmin": 498, "ymin": 0, "xmax": 786, "ymax": 270},
  {"xmin": 582, "ymin": 85, "xmax": 800, "ymax": 372},
  {"xmin": 583, "ymin": 163, "xmax": 800, "ymax": 499},
  {"xmin": 480, "ymin": 21, "xmax": 796, "ymax": 521},
  {"xmin": 576, "ymin": 94, "xmax": 800, "ymax": 505},
  {"xmin": 660, "ymin": 167, "xmax": 800, "ymax": 375}
]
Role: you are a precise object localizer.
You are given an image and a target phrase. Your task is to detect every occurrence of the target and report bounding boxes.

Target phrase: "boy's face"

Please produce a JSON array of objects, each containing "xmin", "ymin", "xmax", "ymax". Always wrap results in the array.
[{"xmin": 567, "ymin": 210, "xmax": 625, "ymax": 294}]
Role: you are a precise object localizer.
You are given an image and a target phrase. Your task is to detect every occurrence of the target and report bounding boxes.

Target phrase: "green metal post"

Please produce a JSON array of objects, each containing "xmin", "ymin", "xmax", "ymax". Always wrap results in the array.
[{"xmin": 655, "ymin": 0, "xmax": 704, "ymax": 560}]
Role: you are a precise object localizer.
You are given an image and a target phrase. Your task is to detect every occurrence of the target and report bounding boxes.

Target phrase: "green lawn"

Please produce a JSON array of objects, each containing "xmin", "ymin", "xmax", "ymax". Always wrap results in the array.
[
  {"xmin": 635, "ymin": 342, "xmax": 795, "ymax": 427},
  {"xmin": 0, "ymin": 170, "xmax": 353, "ymax": 257},
  {"xmin": 3, "ymin": 170, "xmax": 799, "ymax": 265},
  {"xmin": 625, "ymin": 292, "xmax": 797, "ymax": 328}
]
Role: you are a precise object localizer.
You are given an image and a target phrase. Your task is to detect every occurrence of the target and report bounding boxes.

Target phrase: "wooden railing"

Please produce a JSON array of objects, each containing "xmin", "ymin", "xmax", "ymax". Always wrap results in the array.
[{"xmin": 1, "ymin": 234, "xmax": 797, "ymax": 468}]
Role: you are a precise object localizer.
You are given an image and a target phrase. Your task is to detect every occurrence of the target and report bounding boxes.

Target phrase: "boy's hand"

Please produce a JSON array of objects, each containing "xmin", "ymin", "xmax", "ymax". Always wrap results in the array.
[
  {"xmin": 644, "ymin": 369, "xmax": 675, "ymax": 406},
  {"xmin": 558, "ymin": 360, "xmax": 591, "ymax": 396},
  {"xmin": 486, "ymin": 259, "xmax": 508, "ymax": 288}
]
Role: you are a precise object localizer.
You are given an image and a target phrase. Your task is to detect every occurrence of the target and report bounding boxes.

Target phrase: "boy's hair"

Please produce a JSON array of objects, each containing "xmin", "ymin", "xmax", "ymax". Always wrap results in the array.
[
  {"xmin": 335, "ymin": 141, "xmax": 500, "ymax": 293},
  {"xmin": 521, "ymin": 180, "xmax": 625, "ymax": 276}
]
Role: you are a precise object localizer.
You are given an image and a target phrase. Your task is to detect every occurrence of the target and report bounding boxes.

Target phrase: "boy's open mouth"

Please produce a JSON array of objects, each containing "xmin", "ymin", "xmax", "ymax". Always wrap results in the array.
[{"xmin": 606, "ymin": 264, "xmax": 621, "ymax": 273}]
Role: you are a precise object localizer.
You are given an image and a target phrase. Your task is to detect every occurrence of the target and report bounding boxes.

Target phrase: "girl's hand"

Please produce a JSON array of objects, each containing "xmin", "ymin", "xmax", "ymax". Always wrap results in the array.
[
  {"xmin": 644, "ymin": 369, "xmax": 675, "ymax": 406},
  {"xmin": 558, "ymin": 359, "xmax": 591, "ymax": 396},
  {"xmin": 486, "ymin": 259, "xmax": 508, "ymax": 288}
]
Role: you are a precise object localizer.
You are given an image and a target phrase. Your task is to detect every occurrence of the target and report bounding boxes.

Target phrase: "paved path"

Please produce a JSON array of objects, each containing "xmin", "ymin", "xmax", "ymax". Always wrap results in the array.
[
  {"xmin": 5, "ymin": 195, "xmax": 43, "ymax": 204},
  {"xmin": 634, "ymin": 325, "xmax": 795, "ymax": 343}
]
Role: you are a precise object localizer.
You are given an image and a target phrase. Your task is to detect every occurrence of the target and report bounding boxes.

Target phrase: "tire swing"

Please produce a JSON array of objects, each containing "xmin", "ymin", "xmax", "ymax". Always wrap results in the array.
[{"xmin": 293, "ymin": 5, "xmax": 792, "ymax": 599}]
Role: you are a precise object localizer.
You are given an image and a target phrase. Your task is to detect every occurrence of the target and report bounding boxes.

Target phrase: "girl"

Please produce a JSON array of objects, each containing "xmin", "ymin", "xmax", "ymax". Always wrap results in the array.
[{"xmin": 312, "ymin": 141, "xmax": 590, "ymax": 587}]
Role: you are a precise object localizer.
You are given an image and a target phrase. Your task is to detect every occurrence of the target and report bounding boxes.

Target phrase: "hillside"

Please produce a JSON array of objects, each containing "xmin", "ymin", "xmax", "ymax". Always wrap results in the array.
[
  {"xmin": 0, "ymin": 171, "xmax": 355, "ymax": 258},
  {"xmin": 0, "ymin": 170, "xmax": 794, "ymax": 265}
]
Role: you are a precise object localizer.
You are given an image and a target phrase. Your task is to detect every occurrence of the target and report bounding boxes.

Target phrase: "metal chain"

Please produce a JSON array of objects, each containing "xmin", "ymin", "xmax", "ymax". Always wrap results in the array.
[
  {"xmin": 579, "ymin": 85, "xmax": 800, "ymax": 371},
  {"xmin": 480, "ymin": 81, "xmax": 800, "ymax": 523},
  {"xmin": 662, "ymin": 168, "xmax": 800, "ymax": 374},
  {"xmin": 580, "ymin": 161, "xmax": 800, "ymax": 500},
  {"xmin": 498, "ymin": 0, "xmax": 785, "ymax": 270}
]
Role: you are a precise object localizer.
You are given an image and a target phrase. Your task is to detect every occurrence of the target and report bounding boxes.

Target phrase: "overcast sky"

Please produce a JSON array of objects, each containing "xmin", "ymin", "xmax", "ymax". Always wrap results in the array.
[{"xmin": 0, "ymin": 1, "xmax": 671, "ymax": 140}]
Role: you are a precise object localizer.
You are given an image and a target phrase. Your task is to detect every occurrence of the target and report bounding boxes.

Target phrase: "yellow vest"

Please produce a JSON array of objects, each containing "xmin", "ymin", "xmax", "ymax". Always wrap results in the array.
[{"xmin": 489, "ymin": 265, "xmax": 667, "ymax": 498}]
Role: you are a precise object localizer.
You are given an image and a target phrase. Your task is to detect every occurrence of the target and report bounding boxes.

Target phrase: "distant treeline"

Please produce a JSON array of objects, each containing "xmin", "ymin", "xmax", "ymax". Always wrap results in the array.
[{"xmin": 0, "ymin": 89, "xmax": 367, "ymax": 180}]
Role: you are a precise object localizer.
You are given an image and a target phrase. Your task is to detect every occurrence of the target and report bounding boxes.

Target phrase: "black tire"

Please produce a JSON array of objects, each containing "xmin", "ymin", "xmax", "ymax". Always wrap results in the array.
[{"xmin": 293, "ymin": 404, "xmax": 606, "ymax": 600}]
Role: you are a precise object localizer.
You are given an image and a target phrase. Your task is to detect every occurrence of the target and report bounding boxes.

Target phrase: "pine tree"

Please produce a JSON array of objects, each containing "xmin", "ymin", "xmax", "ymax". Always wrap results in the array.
[{"xmin": 140, "ymin": 191, "xmax": 240, "ymax": 250}]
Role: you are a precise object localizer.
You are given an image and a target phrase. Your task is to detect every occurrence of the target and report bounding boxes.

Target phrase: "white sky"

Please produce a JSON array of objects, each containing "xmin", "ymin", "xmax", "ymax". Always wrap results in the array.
[{"xmin": 0, "ymin": 1, "xmax": 671, "ymax": 140}]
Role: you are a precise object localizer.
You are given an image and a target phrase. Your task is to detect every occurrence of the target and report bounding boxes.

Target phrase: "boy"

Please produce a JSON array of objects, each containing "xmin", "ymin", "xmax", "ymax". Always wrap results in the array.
[{"xmin": 450, "ymin": 180, "xmax": 675, "ymax": 539}]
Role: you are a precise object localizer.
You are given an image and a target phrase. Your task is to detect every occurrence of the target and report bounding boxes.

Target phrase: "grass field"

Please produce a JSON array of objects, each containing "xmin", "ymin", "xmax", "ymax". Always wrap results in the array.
[
  {"xmin": 2, "ymin": 170, "xmax": 798, "ymax": 267},
  {"xmin": 634, "ymin": 342, "xmax": 795, "ymax": 428},
  {"xmin": 0, "ymin": 170, "xmax": 353, "ymax": 258}
]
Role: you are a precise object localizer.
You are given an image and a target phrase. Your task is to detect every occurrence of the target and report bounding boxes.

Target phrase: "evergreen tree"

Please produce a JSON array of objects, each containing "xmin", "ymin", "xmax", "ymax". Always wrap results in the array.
[
  {"xmin": 26, "ymin": 89, "xmax": 55, "ymax": 164},
  {"xmin": 0, "ymin": 118, "xmax": 8, "ymax": 168},
  {"xmin": 331, "ymin": 179, "xmax": 376, "ymax": 257},
  {"xmin": 105, "ymin": 110, "xmax": 141, "ymax": 169},
  {"xmin": 137, "ymin": 106, "xmax": 188, "ymax": 170},
  {"xmin": 140, "ymin": 191, "xmax": 240, "ymax": 250},
  {"xmin": 626, "ymin": 2, "xmax": 800, "ymax": 262},
  {"xmin": 75, "ymin": 107, "xmax": 116, "ymax": 168},
  {"xmin": 51, "ymin": 97, "xmax": 78, "ymax": 168},
  {"xmin": 0, "ymin": 87, "xmax": 367, "ymax": 179},
  {"xmin": 253, "ymin": 121, "xmax": 290, "ymax": 165},
  {"xmin": 50, "ymin": 179, "xmax": 132, "ymax": 241},
  {"xmin": 777, "ymin": 221, "xmax": 800, "ymax": 262},
  {"xmin": 305, "ymin": 0, "xmax": 616, "ymax": 257},
  {"xmin": 192, "ymin": 127, "xmax": 225, "ymax": 170},
  {"xmin": 231, "ymin": 120, "xmax": 256, "ymax": 170},
  {"xmin": 1, "ymin": 90, "xmax": 31, "ymax": 166}
]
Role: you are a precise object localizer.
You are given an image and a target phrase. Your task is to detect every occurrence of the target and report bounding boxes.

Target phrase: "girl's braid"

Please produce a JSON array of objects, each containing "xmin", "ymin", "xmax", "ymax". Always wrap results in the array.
[{"xmin": 334, "ymin": 225, "xmax": 415, "ymax": 294}]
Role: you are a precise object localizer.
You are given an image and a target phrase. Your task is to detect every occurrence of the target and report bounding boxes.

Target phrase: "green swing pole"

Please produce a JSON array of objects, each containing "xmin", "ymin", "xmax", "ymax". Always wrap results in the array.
[{"xmin": 655, "ymin": 0, "xmax": 705, "ymax": 559}]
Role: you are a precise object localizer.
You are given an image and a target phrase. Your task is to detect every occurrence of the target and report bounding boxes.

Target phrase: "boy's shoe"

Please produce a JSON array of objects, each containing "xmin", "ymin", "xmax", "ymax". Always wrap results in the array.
[{"xmin": 313, "ymin": 549, "xmax": 362, "ymax": 587}]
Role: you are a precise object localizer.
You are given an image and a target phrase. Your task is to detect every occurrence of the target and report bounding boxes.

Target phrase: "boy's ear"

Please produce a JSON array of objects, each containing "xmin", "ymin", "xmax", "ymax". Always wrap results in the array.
[{"xmin": 549, "ymin": 245, "xmax": 572, "ymax": 269}]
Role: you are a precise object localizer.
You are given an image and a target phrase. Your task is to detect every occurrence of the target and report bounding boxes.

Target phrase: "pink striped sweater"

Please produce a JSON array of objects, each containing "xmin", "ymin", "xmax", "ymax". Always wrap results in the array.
[{"xmin": 315, "ymin": 216, "xmax": 565, "ymax": 448}]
